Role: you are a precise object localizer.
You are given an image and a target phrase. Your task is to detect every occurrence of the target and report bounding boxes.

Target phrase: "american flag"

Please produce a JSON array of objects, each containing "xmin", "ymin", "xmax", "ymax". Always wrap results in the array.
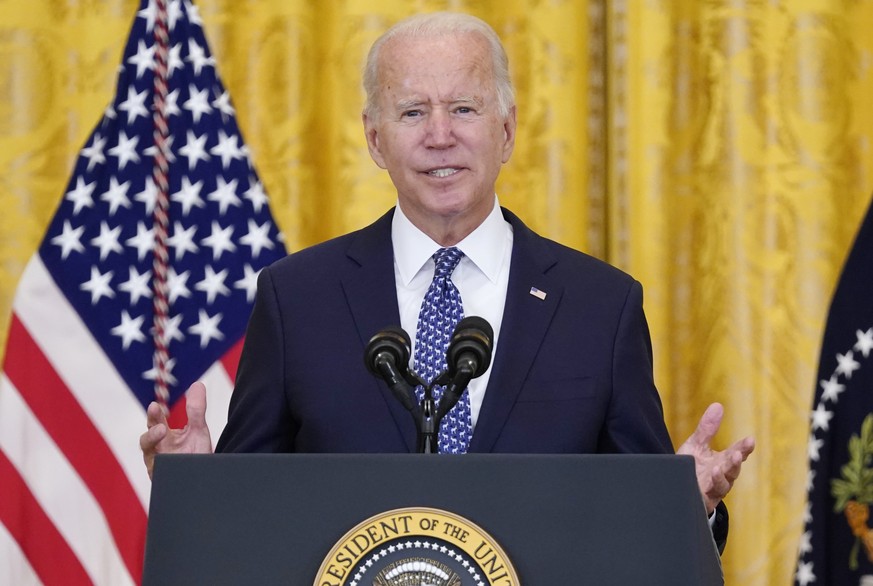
[{"xmin": 0, "ymin": 0, "xmax": 286, "ymax": 583}]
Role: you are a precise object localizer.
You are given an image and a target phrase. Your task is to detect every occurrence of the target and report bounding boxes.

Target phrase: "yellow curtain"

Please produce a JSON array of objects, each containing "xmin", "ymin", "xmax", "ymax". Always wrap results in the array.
[
  {"xmin": 2, "ymin": 1, "xmax": 872, "ymax": 583},
  {"xmin": 607, "ymin": 2, "xmax": 873, "ymax": 583}
]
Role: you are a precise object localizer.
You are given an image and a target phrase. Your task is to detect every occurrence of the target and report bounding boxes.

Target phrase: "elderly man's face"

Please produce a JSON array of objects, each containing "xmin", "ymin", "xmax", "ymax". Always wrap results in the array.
[{"xmin": 364, "ymin": 32, "xmax": 516, "ymax": 242}]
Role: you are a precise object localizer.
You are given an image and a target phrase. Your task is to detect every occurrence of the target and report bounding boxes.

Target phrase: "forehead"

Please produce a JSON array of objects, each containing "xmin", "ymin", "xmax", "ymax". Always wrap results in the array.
[{"xmin": 376, "ymin": 32, "xmax": 494, "ymax": 102}]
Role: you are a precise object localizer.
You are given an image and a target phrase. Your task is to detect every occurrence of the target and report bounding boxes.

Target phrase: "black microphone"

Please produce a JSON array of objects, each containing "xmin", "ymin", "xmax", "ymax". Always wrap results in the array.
[
  {"xmin": 364, "ymin": 327, "xmax": 417, "ymax": 412},
  {"xmin": 436, "ymin": 316, "xmax": 494, "ymax": 421}
]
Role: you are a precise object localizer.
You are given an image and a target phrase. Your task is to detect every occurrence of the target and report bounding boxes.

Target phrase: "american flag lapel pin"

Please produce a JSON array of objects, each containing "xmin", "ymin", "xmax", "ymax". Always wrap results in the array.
[{"xmin": 529, "ymin": 286, "xmax": 547, "ymax": 301}]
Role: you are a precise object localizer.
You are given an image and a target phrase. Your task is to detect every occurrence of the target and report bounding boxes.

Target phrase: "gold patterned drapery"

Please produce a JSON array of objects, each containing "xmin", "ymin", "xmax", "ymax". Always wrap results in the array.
[{"xmin": 2, "ymin": 1, "xmax": 872, "ymax": 583}]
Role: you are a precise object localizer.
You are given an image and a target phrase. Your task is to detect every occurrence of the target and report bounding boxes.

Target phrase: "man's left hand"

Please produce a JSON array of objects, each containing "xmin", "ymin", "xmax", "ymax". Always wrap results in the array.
[{"xmin": 677, "ymin": 402, "xmax": 755, "ymax": 515}]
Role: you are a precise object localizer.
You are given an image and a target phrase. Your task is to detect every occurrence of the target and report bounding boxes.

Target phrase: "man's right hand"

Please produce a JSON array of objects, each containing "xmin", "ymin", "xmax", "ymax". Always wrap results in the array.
[{"xmin": 139, "ymin": 381, "xmax": 213, "ymax": 479}]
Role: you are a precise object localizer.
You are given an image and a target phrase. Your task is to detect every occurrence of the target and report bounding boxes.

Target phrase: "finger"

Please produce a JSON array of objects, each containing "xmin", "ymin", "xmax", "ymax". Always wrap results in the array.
[
  {"xmin": 737, "ymin": 435, "xmax": 756, "ymax": 458},
  {"xmin": 707, "ymin": 464, "xmax": 733, "ymax": 502},
  {"xmin": 721, "ymin": 448, "xmax": 745, "ymax": 483},
  {"xmin": 686, "ymin": 402, "xmax": 724, "ymax": 449},
  {"xmin": 139, "ymin": 421, "xmax": 167, "ymax": 454},
  {"xmin": 145, "ymin": 401, "xmax": 167, "ymax": 428},
  {"xmin": 140, "ymin": 424, "xmax": 166, "ymax": 481},
  {"xmin": 721, "ymin": 435, "xmax": 755, "ymax": 463},
  {"xmin": 697, "ymin": 464, "xmax": 723, "ymax": 514},
  {"xmin": 185, "ymin": 381, "xmax": 208, "ymax": 430}
]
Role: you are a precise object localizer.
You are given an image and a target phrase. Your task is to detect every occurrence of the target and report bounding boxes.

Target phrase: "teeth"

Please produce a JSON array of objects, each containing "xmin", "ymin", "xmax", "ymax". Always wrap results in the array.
[{"xmin": 428, "ymin": 168, "xmax": 459, "ymax": 178}]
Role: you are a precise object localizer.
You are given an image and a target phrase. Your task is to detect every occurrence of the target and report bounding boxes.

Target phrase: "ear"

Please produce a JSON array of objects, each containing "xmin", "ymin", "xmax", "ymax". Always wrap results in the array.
[
  {"xmin": 362, "ymin": 112, "xmax": 387, "ymax": 169},
  {"xmin": 501, "ymin": 105, "xmax": 517, "ymax": 164}
]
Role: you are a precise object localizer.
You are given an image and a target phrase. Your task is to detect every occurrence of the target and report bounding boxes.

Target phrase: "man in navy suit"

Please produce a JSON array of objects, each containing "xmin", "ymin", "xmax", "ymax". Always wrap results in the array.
[{"xmin": 141, "ymin": 11, "xmax": 753, "ymax": 550}]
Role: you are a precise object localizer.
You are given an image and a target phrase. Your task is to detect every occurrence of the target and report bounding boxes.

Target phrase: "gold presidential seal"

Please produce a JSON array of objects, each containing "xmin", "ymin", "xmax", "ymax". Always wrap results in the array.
[{"xmin": 314, "ymin": 507, "xmax": 519, "ymax": 586}]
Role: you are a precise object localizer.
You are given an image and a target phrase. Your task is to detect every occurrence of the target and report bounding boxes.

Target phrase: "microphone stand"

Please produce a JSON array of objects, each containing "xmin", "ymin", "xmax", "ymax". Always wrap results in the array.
[
  {"xmin": 418, "ymin": 370, "xmax": 461, "ymax": 454},
  {"xmin": 417, "ymin": 380, "xmax": 438, "ymax": 454},
  {"xmin": 368, "ymin": 358, "xmax": 455, "ymax": 454},
  {"xmin": 388, "ymin": 367, "xmax": 441, "ymax": 454}
]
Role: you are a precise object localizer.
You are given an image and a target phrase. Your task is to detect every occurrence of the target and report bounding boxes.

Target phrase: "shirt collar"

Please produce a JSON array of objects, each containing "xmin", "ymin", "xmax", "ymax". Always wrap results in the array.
[{"xmin": 392, "ymin": 198, "xmax": 510, "ymax": 286}]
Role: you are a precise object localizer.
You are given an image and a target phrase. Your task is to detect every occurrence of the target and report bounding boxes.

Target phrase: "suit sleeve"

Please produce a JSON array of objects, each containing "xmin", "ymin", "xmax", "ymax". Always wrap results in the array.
[
  {"xmin": 215, "ymin": 266, "xmax": 297, "ymax": 453},
  {"xmin": 599, "ymin": 279, "xmax": 674, "ymax": 454},
  {"xmin": 607, "ymin": 280, "xmax": 730, "ymax": 554}
]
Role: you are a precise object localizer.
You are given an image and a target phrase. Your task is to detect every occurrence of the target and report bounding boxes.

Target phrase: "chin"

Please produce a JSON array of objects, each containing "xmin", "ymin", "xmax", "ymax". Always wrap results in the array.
[{"xmin": 427, "ymin": 199, "xmax": 478, "ymax": 220}]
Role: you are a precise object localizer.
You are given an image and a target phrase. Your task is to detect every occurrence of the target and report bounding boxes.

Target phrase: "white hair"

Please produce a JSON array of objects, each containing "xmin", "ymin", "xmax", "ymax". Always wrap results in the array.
[{"xmin": 362, "ymin": 12, "xmax": 515, "ymax": 119}]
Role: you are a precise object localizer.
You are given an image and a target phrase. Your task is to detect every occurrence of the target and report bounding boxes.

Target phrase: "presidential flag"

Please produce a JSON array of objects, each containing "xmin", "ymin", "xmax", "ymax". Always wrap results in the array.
[
  {"xmin": 796, "ymin": 195, "xmax": 873, "ymax": 586},
  {"xmin": 0, "ymin": 0, "xmax": 286, "ymax": 583}
]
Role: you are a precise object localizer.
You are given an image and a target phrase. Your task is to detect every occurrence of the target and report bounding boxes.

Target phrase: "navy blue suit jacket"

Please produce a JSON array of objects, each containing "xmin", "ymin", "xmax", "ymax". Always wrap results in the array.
[{"xmin": 217, "ymin": 208, "xmax": 673, "ymax": 455}]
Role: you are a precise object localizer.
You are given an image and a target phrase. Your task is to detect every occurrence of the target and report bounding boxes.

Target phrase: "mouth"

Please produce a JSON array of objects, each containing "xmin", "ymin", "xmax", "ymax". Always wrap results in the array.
[{"xmin": 424, "ymin": 167, "xmax": 463, "ymax": 178}]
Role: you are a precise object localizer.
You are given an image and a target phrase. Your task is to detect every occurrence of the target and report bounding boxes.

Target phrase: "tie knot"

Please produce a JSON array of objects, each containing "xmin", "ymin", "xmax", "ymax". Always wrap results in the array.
[{"xmin": 433, "ymin": 247, "xmax": 463, "ymax": 279}]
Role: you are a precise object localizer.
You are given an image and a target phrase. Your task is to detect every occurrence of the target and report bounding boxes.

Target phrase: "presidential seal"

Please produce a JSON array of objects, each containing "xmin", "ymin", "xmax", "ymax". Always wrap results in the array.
[{"xmin": 314, "ymin": 507, "xmax": 519, "ymax": 586}]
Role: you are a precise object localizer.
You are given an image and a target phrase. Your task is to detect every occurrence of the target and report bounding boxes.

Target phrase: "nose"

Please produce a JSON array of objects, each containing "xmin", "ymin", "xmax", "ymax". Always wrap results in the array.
[{"xmin": 424, "ymin": 109, "xmax": 455, "ymax": 148}]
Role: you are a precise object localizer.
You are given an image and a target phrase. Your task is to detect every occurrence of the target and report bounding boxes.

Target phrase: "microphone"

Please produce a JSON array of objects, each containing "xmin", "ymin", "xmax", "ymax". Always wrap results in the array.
[
  {"xmin": 364, "ymin": 327, "xmax": 417, "ymax": 412},
  {"xmin": 436, "ymin": 316, "xmax": 494, "ymax": 421}
]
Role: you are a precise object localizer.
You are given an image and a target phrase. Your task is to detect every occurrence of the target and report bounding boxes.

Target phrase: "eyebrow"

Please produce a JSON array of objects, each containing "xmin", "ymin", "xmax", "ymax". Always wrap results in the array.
[
  {"xmin": 451, "ymin": 96, "xmax": 484, "ymax": 107},
  {"xmin": 394, "ymin": 96, "xmax": 484, "ymax": 110},
  {"xmin": 395, "ymin": 98, "xmax": 426, "ymax": 110}
]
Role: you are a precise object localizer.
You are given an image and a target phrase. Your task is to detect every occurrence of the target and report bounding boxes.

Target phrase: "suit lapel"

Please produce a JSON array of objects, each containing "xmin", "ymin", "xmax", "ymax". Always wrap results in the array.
[
  {"xmin": 339, "ymin": 208, "xmax": 562, "ymax": 453},
  {"xmin": 340, "ymin": 209, "xmax": 417, "ymax": 452},
  {"xmin": 468, "ymin": 209, "xmax": 562, "ymax": 453}
]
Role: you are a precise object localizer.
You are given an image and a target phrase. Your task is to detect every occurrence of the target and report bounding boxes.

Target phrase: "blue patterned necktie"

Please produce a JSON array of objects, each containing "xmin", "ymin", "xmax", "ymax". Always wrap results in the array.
[{"xmin": 414, "ymin": 247, "xmax": 472, "ymax": 453}]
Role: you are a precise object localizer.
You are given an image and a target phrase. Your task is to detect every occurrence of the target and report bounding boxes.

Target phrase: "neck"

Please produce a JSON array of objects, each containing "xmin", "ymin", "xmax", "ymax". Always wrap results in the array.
[{"xmin": 400, "ymin": 201, "xmax": 493, "ymax": 247}]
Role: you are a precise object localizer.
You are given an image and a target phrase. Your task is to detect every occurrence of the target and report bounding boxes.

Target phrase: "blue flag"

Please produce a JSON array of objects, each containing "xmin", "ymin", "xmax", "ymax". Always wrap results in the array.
[{"xmin": 796, "ymin": 196, "xmax": 873, "ymax": 585}]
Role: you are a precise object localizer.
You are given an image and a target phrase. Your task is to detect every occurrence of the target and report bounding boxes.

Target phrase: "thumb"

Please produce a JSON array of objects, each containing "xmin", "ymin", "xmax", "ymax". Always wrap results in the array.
[
  {"xmin": 684, "ymin": 402, "xmax": 724, "ymax": 450},
  {"xmin": 185, "ymin": 381, "xmax": 209, "ymax": 430}
]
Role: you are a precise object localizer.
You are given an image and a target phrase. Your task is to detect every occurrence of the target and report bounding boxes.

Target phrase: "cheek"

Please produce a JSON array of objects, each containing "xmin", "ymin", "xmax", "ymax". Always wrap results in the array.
[{"xmin": 382, "ymin": 133, "xmax": 417, "ymax": 163}]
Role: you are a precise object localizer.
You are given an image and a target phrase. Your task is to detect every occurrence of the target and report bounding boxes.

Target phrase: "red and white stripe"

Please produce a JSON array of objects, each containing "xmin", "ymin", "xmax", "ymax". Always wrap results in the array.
[{"xmin": 0, "ymin": 257, "xmax": 236, "ymax": 585}]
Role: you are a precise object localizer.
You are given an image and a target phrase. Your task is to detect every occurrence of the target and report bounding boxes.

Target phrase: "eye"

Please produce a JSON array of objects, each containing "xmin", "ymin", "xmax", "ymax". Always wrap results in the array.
[
  {"xmin": 402, "ymin": 110, "xmax": 422, "ymax": 118},
  {"xmin": 455, "ymin": 106, "xmax": 473, "ymax": 114}
]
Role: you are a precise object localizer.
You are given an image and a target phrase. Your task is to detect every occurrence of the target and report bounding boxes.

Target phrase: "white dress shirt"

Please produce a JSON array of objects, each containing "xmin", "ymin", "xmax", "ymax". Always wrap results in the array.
[{"xmin": 391, "ymin": 198, "xmax": 513, "ymax": 428}]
